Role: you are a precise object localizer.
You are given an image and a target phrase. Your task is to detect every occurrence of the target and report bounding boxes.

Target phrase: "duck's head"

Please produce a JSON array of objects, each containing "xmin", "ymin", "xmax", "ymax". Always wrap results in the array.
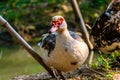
[{"xmin": 49, "ymin": 15, "xmax": 67, "ymax": 33}]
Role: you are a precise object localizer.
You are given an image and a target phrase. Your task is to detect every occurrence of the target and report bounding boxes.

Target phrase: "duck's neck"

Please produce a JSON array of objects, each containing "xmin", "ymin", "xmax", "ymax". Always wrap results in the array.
[{"xmin": 56, "ymin": 28, "xmax": 73, "ymax": 43}]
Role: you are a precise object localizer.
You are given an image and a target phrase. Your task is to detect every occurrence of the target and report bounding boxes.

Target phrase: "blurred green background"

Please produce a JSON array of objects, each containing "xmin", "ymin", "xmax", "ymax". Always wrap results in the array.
[{"xmin": 0, "ymin": 0, "xmax": 111, "ymax": 79}]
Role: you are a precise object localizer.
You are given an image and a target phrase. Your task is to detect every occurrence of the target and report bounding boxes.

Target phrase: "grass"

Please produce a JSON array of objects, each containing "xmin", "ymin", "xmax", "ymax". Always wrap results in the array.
[{"xmin": 0, "ymin": 44, "xmax": 45, "ymax": 80}]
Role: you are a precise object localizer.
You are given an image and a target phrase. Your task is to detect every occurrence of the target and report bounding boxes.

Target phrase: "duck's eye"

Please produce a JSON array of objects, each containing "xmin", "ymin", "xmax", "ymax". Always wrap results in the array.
[
  {"xmin": 52, "ymin": 21, "xmax": 59, "ymax": 24},
  {"xmin": 57, "ymin": 21, "xmax": 61, "ymax": 25}
]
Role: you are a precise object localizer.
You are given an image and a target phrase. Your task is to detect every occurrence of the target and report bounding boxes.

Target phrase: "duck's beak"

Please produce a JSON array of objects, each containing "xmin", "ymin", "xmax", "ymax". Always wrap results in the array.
[
  {"xmin": 49, "ymin": 24, "xmax": 58, "ymax": 34},
  {"xmin": 49, "ymin": 20, "xmax": 60, "ymax": 34}
]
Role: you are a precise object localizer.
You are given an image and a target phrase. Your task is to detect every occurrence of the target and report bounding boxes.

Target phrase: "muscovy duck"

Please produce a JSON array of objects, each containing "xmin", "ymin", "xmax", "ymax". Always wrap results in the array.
[
  {"xmin": 38, "ymin": 15, "xmax": 89, "ymax": 72},
  {"xmin": 91, "ymin": 0, "xmax": 120, "ymax": 53}
]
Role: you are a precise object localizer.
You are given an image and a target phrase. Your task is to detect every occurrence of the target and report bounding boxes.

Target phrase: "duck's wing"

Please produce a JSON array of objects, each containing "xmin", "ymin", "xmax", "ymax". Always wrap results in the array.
[
  {"xmin": 69, "ymin": 31, "xmax": 83, "ymax": 42},
  {"xmin": 91, "ymin": 1, "xmax": 120, "ymax": 51},
  {"xmin": 38, "ymin": 33, "xmax": 56, "ymax": 57}
]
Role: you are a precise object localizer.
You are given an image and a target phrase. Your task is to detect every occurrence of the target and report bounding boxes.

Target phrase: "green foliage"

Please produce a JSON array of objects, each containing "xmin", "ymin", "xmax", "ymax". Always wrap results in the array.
[
  {"xmin": 0, "ymin": 0, "xmax": 36, "ymax": 22},
  {"xmin": 92, "ymin": 51, "xmax": 120, "ymax": 70},
  {"xmin": 105, "ymin": 73, "xmax": 114, "ymax": 79},
  {"xmin": 91, "ymin": 51, "xmax": 120, "ymax": 79},
  {"xmin": 0, "ymin": 0, "xmax": 113, "ymax": 42},
  {"xmin": 0, "ymin": 0, "xmax": 111, "ymax": 26},
  {"xmin": 80, "ymin": 0, "xmax": 111, "ymax": 24},
  {"xmin": 91, "ymin": 54, "xmax": 111, "ymax": 70}
]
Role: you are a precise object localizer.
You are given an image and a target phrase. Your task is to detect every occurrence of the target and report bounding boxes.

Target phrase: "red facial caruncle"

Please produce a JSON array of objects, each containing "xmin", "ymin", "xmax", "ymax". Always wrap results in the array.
[{"xmin": 49, "ymin": 17, "xmax": 64, "ymax": 33}]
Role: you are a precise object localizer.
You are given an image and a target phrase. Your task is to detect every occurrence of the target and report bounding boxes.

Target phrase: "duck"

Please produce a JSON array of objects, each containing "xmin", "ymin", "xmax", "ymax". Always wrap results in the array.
[
  {"xmin": 91, "ymin": 0, "xmax": 120, "ymax": 53},
  {"xmin": 38, "ymin": 15, "xmax": 89, "ymax": 76}
]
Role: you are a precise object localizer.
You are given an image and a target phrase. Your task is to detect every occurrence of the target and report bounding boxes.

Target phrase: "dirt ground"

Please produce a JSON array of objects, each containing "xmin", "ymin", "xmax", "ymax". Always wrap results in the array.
[{"xmin": 13, "ymin": 66, "xmax": 120, "ymax": 80}]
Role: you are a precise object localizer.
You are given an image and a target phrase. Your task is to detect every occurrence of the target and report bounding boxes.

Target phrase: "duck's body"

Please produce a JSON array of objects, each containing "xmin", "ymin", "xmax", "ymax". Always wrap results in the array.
[
  {"xmin": 91, "ymin": 0, "xmax": 120, "ymax": 53},
  {"xmin": 39, "ymin": 30, "xmax": 88, "ymax": 72},
  {"xmin": 38, "ymin": 16, "xmax": 89, "ymax": 72}
]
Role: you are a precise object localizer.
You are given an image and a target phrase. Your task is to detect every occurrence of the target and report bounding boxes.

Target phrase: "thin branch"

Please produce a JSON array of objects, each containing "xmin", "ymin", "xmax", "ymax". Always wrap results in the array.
[
  {"xmin": 69, "ymin": 0, "xmax": 94, "ymax": 65},
  {"xmin": 85, "ymin": 24, "xmax": 91, "ymax": 30},
  {"xmin": 80, "ymin": 67, "xmax": 105, "ymax": 77},
  {"xmin": 69, "ymin": 0, "xmax": 93, "ymax": 50},
  {"xmin": 0, "ymin": 16, "xmax": 56, "ymax": 78}
]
